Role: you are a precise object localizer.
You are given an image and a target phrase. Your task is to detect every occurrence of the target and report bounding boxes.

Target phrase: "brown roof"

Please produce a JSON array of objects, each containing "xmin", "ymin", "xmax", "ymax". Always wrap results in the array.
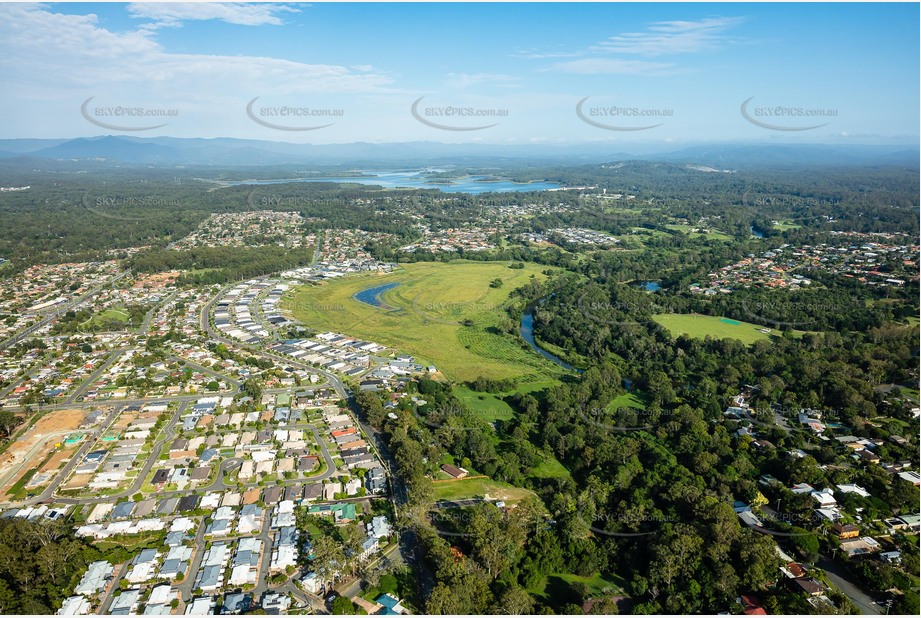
[
  {"xmin": 441, "ymin": 464, "xmax": 467, "ymax": 478},
  {"xmin": 793, "ymin": 578, "xmax": 824, "ymax": 595},
  {"xmin": 786, "ymin": 562, "xmax": 807, "ymax": 578},
  {"xmin": 242, "ymin": 488, "xmax": 261, "ymax": 505}
]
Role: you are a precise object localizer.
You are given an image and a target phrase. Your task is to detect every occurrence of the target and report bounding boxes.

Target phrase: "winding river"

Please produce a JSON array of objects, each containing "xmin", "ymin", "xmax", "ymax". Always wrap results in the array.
[{"xmin": 520, "ymin": 303, "xmax": 582, "ymax": 373}]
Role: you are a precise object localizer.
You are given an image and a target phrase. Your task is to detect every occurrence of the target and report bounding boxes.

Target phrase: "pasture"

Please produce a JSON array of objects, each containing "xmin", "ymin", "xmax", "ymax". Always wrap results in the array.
[{"xmin": 284, "ymin": 260, "xmax": 565, "ymax": 384}]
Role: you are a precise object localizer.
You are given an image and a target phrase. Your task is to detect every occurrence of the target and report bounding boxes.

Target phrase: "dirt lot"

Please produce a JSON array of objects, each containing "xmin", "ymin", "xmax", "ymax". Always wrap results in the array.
[
  {"xmin": 133, "ymin": 271, "xmax": 180, "ymax": 288},
  {"xmin": 112, "ymin": 410, "xmax": 138, "ymax": 431},
  {"xmin": 0, "ymin": 409, "xmax": 87, "ymax": 494},
  {"xmin": 40, "ymin": 445, "xmax": 78, "ymax": 474},
  {"xmin": 64, "ymin": 473, "xmax": 94, "ymax": 491}
]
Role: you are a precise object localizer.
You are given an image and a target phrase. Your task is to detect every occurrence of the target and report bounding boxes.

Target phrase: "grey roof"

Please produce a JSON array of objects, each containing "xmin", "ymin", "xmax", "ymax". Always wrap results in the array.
[
  {"xmin": 160, "ymin": 558, "xmax": 187, "ymax": 577},
  {"xmin": 197, "ymin": 564, "xmax": 222, "ymax": 589},
  {"xmin": 75, "ymin": 560, "xmax": 113, "ymax": 595},
  {"xmin": 206, "ymin": 519, "xmax": 231, "ymax": 535},
  {"xmin": 177, "ymin": 495, "xmax": 199, "ymax": 511},
  {"xmin": 110, "ymin": 589, "xmax": 140, "ymax": 614},
  {"xmin": 111, "ymin": 502, "xmax": 135, "ymax": 520},
  {"xmin": 164, "ymin": 531, "xmax": 187, "ymax": 546},
  {"xmin": 156, "ymin": 497, "xmax": 179, "ymax": 515},
  {"xmin": 302, "ymin": 484, "xmax": 323, "ymax": 500},
  {"xmin": 276, "ymin": 526, "xmax": 297, "ymax": 547},
  {"xmin": 240, "ymin": 504, "xmax": 261, "ymax": 517},
  {"xmin": 134, "ymin": 548, "xmax": 158, "ymax": 565},
  {"xmin": 133, "ymin": 499, "xmax": 157, "ymax": 518},
  {"xmin": 234, "ymin": 550, "xmax": 259, "ymax": 568}
]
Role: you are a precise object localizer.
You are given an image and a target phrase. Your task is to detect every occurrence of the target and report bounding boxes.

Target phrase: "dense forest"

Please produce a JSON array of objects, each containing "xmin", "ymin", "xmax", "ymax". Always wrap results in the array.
[{"xmin": 0, "ymin": 518, "xmax": 94, "ymax": 614}]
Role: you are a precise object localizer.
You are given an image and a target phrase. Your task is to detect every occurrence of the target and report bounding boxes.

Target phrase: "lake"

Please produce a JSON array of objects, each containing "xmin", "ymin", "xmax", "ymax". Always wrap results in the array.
[
  {"xmin": 353, "ymin": 282, "xmax": 400, "ymax": 309},
  {"xmin": 751, "ymin": 226, "xmax": 765, "ymax": 239},
  {"xmin": 221, "ymin": 170, "xmax": 562, "ymax": 194},
  {"xmin": 636, "ymin": 281, "xmax": 662, "ymax": 292}
]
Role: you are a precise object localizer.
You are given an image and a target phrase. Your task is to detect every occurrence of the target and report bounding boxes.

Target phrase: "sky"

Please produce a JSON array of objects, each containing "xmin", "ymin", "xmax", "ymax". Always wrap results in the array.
[{"xmin": 0, "ymin": 1, "xmax": 918, "ymax": 145}]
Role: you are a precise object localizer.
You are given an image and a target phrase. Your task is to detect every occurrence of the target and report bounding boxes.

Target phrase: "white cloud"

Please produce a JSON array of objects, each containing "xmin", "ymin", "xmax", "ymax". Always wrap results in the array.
[
  {"xmin": 511, "ymin": 49, "xmax": 582, "ymax": 60},
  {"xmin": 445, "ymin": 73, "xmax": 521, "ymax": 89},
  {"xmin": 591, "ymin": 16, "xmax": 744, "ymax": 57},
  {"xmin": 0, "ymin": 4, "xmax": 392, "ymax": 94},
  {"xmin": 127, "ymin": 2, "xmax": 300, "ymax": 28},
  {"xmin": 0, "ymin": 3, "xmax": 399, "ymax": 139},
  {"xmin": 548, "ymin": 58, "xmax": 674, "ymax": 75}
]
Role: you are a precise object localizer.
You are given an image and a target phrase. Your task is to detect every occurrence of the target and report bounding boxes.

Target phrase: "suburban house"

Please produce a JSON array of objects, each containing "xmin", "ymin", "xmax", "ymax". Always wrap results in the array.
[{"xmin": 832, "ymin": 522, "xmax": 860, "ymax": 539}]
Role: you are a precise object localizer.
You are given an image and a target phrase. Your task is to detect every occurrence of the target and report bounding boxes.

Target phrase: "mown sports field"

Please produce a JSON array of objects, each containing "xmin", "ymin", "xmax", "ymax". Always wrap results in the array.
[
  {"xmin": 652, "ymin": 313, "xmax": 775, "ymax": 344},
  {"xmin": 284, "ymin": 260, "xmax": 566, "ymax": 385}
]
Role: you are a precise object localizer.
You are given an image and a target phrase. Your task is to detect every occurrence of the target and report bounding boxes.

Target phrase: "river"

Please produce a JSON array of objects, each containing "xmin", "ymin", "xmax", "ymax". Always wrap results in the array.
[{"xmin": 520, "ymin": 304, "xmax": 581, "ymax": 373}]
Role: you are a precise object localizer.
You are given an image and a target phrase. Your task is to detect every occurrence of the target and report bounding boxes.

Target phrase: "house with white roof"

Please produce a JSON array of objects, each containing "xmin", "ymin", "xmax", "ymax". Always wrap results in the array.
[{"xmin": 57, "ymin": 596, "xmax": 92, "ymax": 615}]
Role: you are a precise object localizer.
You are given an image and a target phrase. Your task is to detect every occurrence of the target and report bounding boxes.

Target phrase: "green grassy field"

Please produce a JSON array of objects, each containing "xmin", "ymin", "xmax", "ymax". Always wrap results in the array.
[
  {"xmin": 531, "ymin": 456, "xmax": 571, "ymax": 480},
  {"xmin": 528, "ymin": 571, "xmax": 626, "ymax": 601},
  {"xmin": 285, "ymin": 260, "xmax": 566, "ymax": 384},
  {"xmin": 431, "ymin": 477, "xmax": 536, "ymax": 503},
  {"xmin": 608, "ymin": 392, "xmax": 646, "ymax": 410},
  {"xmin": 665, "ymin": 224, "xmax": 733, "ymax": 241},
  {"xmin": 82, "ymin": 307, "xmax": 130, "ymax": 329},
  {"xmin": 454, "ymin": 386, "xmax": 515, "ymax": 422},
  {"xmin": 653, "ymin": 313, "xmax": 775, "ymax": 345},
  {"xmin": 630, "ymin": 226, "xmax": 670, "ymax": 238}
]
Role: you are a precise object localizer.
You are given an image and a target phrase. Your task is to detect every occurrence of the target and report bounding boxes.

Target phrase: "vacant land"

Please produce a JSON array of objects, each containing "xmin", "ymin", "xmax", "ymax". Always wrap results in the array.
[
  {"xmin": 653, "ymin": 313, "xmax": 775, "ymax": 345},
  {"xmin": 431, "ymin": 476, "xmax": 535, "ymax": 503},
  {"xmin": 607, "ymin": 392, "xmax": 646, "ymax": 410},
  {"xmin": 39, "ymin": 446, "xmax": 77, "ymax": 473},
  {"xmin": 0, "ymin": 408, "xmax": 86, "ymax": 493},
  {"xmin": 531, "ymin": 456, "xmax": 571, "ymax": 480},
  {"xmin": 286, "ymin": 260, "xmax": 565, "ymax": 384},
  {"xmin": 528, "ymin": 571, "xmax": 627, "ymax": 602},
  {"xmin": 454, "ymin": 386, "xmax": 515, "ymax": 422}
]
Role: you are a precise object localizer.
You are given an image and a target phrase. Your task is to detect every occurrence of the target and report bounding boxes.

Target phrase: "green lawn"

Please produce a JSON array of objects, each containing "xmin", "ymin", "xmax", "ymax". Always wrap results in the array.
[
  {"xmin": 629, "ymin": 227, "xmax": 670, "ymax": 238},
  {"xmin": 285, "ymin": 260, "xmax": 566, "ymax": 384},
  {"xmin": 454, "ymin": 386, "xmax": 515, "ymax": 422},
  {"xmin": 653, "ymin": 313, "xmax": 776, "ymax": 345},
  {"xmin": 665, "ymin": 224, "xmax": 732, "ymax": 241},
  {"xmin": 608, "ymin": 392, "xmax": 646, "ymax": 410},
  {"xmin": 431, "ymin": 477, "xmax": 536, "ymax": 503},
  {"xmin": 531, "ymin": 456, "xmax": 571, "ymax": 480},
  {"xmin": 82, "ymin": 307, "xmax": 130, "ymax": 329},
  {"xmin": 528, "ymin": 571, "xmax": 626, "ymax": 601}
]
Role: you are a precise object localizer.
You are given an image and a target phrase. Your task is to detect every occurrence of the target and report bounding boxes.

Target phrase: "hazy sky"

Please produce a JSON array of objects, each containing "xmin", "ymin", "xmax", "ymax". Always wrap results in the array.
[{"xmin": 1, "ymin": 2, "xmax": 918, "ymax": 144}]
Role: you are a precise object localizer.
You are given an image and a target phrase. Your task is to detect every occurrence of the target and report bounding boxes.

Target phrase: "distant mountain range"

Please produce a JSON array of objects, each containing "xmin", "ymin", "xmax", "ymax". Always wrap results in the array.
[{"xmin": 0, "ymin": 135, "xmax": 916, "ymax": 168}]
